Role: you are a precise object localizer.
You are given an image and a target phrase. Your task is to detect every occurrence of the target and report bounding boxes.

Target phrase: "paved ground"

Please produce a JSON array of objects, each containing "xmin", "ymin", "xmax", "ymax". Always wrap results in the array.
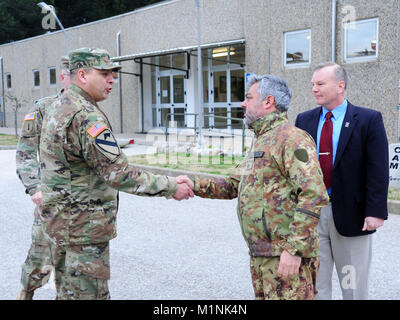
[{"xmin": 1, "ymin": 148, "xmax": 399, "ymax": 300}]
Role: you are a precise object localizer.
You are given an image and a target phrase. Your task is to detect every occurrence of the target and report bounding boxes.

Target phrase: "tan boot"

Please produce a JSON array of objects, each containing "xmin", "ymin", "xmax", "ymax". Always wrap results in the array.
[{"xmin": 17, "ymin": 289, "xmax": 34, "ymax": 300}]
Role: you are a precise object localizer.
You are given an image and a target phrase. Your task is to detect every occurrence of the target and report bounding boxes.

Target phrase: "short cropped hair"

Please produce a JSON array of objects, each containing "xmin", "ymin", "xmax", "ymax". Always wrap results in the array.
[
  {"xmin": 314, "ymin": 62, "xmax": 348, "ymax": 89},
  {"xmin": 246, "ymin": 74, "xmax": 292, "ymax": 112}
]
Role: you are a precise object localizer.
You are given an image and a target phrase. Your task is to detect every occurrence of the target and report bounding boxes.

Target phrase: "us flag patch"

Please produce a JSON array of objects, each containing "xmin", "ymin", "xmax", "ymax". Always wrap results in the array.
[
  {"xmin": 24, "ymin": 113, "xmax": 35, "ymax": 121},
  {"xmin": 87, "ymin": 121, "xmax": 107, "ymax": 138}
]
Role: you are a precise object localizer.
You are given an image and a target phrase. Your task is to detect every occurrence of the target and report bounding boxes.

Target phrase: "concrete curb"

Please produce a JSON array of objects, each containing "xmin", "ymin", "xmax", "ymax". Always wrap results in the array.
[
  {"xmin": 387, "ymin": 200, "xmax": 400, "ymax": 216},
  {"xmin": 132, "ymin": 163, "xmax": 223, "ymax": 181},
  {"xmin": 134, "ymin": 163, "xmax": 400, "ymax": 216},
  {"xmin": 0, "ymin": 145, "xmax": 17, "ymax": 150}
]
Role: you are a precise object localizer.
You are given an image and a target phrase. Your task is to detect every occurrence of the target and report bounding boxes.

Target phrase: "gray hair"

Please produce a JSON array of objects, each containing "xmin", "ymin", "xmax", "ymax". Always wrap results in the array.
[
  {"xmin": 314, "ymin": 62, "xmax": 348, "ymax": 89},
  {"xmin": 246, "ymin": 74, "xmax": 292, "ymax": 112}
]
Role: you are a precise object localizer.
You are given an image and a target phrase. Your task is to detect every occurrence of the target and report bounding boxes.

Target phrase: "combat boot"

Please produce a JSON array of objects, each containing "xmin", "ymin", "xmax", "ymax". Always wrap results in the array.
[{"xmin": 17, "ymin": 289, "xmax": 34, "ymax": 300}]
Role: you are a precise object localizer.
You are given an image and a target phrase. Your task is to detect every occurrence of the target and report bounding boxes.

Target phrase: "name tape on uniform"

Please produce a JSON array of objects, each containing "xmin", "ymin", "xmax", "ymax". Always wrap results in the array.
[{"xmin": 87, "ymin": 121, "xmax": 107, "ymax": 138}]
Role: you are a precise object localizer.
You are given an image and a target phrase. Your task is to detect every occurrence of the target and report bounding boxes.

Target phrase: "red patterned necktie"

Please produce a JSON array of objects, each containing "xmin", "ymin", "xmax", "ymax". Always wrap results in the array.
[{"xmin": 319, "ymin": 111, "xmax": 333, "ymax": 190}]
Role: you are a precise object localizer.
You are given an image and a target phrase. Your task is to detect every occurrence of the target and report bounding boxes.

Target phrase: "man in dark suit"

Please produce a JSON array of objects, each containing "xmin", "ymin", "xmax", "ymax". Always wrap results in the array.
[{"xmin": 295, "ymin": 62, "xmax": 389, "ymax": 300}]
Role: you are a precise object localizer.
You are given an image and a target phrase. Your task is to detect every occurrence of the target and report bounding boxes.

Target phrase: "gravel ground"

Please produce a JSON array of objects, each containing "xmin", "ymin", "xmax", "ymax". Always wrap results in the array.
[{"xmin": 0, "ymin": 148, "xmax": 399, "ymax": 300}]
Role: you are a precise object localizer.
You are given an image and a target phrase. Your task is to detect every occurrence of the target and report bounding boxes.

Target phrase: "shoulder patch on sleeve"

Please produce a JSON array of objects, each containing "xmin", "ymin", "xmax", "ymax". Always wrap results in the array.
[
  {"xmin": 87, "ymin": 121, "xmax": 107, "ymax": 138},
  {"xmin": 24, "ymin": 113, "xmax": 36, "ymax": 121},
  {"xmin": 294, "ymin": 148, "xmax": 309, "ymax": 163},
  {"xmin": 94, "ymin": 129, "xmax": 121, "ymax": 161}
]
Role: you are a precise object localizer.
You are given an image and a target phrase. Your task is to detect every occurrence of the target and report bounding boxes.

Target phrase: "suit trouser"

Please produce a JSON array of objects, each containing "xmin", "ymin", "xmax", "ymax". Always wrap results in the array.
[{"xmin": 316, "ymin": 203, "xmax": 372, "ymax": 300}]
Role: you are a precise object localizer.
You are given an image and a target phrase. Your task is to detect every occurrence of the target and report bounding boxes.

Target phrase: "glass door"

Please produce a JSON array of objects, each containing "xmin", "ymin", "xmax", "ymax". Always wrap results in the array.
[{"xmin": 152, "ymin": 55, "xmax": 187, "ymax": 128}]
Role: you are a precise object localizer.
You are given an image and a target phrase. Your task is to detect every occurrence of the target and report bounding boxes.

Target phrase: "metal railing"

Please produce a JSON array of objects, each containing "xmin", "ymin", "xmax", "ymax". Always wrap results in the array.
[{"xmin": 164, "ymin": 112, "xmax": 248, "ymax": 155}]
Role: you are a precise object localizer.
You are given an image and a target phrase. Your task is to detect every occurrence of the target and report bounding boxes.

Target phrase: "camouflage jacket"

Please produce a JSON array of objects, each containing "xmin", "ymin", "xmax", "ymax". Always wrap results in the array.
[
  {"xmin": 195, "ymin": 111, "xmax": 329, "ymax": 257},
  {"xmin": 16, "ymin": 90, "xmax": 63, "ymax": 196},
  {"xmin": 39, "ymin": 84, "xmax": 178, "ymax": 246}
]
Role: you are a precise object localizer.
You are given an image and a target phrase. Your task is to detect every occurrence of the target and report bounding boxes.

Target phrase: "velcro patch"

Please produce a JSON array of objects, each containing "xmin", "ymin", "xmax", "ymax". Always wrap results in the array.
[
  {"xmin": 24, "ymin": 113, "xmax": 35, "ymax": 121},
  {"xmin": 95, "ymin": 129, "xmax": 121, "ymax": 161},
  {"xmin": 250, "ymin": 151, "xmax": 264, "ymax": 158},
  {"xmin": 294, "ymin": 148, "xmax": 309, "ymax": 163},
  {"xmin": 87, "ymin": 121, "xmax": 107, "ymax": 138}
]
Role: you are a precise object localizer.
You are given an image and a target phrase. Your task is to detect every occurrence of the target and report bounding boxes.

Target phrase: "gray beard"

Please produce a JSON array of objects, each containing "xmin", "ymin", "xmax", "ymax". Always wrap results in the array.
[{"xmin": 244, "ymin": 112, "xmax": 261, "ymax": 126}]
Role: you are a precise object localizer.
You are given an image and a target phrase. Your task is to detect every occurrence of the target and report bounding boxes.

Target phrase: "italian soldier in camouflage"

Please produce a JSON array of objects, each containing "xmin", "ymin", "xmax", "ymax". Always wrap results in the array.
[
  {"xmin": 15, "ymin": 56, "xmax": 70, "ymax": 300},
  {"xmin": 181, "ymin": 74, "xmax": 329, "ymax": 300},
  {"xmin": 39, "ymin": 48, "xmax": 193, "ymax": 300}
]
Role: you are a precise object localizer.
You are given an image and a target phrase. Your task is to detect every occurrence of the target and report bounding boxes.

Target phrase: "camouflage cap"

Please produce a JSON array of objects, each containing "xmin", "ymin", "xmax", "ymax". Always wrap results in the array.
[
  {"xmin": 61, "ymin": 56, "xmax": 70, "ymax": 71},
  {"xmin": 69, "ymin": 48, "xmax": 121, "ymax": 72}
]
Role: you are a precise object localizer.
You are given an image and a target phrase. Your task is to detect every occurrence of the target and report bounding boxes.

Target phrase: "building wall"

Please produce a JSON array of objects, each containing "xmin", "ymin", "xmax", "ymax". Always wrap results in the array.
[
  {"xmin": 244, "ymin": 0, "xmax": 400, "ymax": 142},
  {"xmin": 0, "ymin": 0, "xmax": 399, "ymax": 142}
]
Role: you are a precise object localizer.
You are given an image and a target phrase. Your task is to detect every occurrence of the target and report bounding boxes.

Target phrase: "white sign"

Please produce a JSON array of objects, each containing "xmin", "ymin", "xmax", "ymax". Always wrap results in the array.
[{"xmin": 389, "ymin": 143, "xmax": 400, "ymax": 187}]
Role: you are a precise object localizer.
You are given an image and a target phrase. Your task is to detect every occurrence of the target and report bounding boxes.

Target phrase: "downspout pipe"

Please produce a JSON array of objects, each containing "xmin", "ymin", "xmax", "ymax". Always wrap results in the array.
[
  {"xmin": 140, "ymin": 59, "xmax": 144, "ymax": 133},
  {"xmin": 0, "ymin": 57, "xmax": 5, "ymax": 127},
  {"xmin": 116, "ymin": 31, "xmax": 123, "ymax": 133},
  {"xmin": 332, "ymin": 0, "xmax": 337, "ymax": 62}
]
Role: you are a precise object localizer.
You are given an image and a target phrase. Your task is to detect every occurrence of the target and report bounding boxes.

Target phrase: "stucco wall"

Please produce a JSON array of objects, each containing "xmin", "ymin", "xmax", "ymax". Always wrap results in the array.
[{"xmin": 0, "ymin": 0, "xmax": 398, "ymax": 142}]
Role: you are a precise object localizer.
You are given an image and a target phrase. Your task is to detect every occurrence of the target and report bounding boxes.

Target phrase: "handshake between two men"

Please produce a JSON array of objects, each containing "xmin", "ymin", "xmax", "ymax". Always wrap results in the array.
[{"xmin": 172, "ymin": 175, "xmax": 194, "ymax": 201}]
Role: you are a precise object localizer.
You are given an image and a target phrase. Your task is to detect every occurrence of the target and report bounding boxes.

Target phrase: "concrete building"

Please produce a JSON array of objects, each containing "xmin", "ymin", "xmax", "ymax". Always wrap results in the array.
[{"xmin": 0, "ymin": 0, "xmax": 399, "ymax": 143}]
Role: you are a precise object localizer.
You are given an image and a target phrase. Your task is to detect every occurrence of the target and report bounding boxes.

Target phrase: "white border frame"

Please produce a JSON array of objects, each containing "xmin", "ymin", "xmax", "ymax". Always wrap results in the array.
[
  {"xmin": 284, "ymin": 29, "xmax": 311, "ymax": 68},
  {"xmin": 343, "ymin": 17, "xmax": 379, "ymax": 63}
]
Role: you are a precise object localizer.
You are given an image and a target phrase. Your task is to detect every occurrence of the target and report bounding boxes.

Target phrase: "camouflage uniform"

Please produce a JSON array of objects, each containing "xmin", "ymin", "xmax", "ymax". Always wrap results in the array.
[
  {"xmin": 39, "ymin": 48, "xmax": 178, "ymax": 300},
  {"xmin": 195, "ymin": 110, "xmax": 329, "ymax": 300},
  {"xmin": 16, "ymin": 90, "xmax": 64, "ymax": 297}
]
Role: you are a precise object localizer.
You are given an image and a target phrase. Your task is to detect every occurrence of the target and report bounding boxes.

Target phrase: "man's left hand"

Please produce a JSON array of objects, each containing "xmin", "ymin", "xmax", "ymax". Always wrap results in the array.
[
  {"xmin": 362, "ymin": 216, "xmax": 385, "ymax": 231},
  {"xmin": 277, "ymin": 250, "xmax": 301, "ymax": 280}
]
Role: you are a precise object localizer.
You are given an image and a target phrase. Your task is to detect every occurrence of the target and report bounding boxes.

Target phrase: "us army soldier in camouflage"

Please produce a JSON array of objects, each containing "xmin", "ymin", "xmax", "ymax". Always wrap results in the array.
[
  {"xmin": 39, "ymin": 48, "xmax": 193, "ymax": 300},
  {"xmin": 179, "ymin": 74, "xmax": 329, "ymax": 300},
  {"xmin": 15, "ymin": 57, "xmax": 70, "ymax": 300}
]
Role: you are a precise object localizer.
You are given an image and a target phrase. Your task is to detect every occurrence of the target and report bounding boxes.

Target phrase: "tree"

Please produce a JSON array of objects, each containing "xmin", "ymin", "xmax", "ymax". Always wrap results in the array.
[
  {"xmin": 6, "ymin": 94, "xmax": 27, "ymax": 137},
  {"xmin": 0, "ymin": 0, "xmax": 162, "ymax": 45}
]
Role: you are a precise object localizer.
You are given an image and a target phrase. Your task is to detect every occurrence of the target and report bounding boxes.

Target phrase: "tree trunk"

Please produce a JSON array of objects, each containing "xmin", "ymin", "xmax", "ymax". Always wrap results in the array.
[{"xmin": 14, "ymin": 107, "xmax": 18, "ymax": 138}]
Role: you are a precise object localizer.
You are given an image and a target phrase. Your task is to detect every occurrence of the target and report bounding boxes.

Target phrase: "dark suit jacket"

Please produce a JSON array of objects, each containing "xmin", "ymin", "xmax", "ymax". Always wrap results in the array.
[{"xmin": 295, "ymin": 101, "xmax": 389, "ymax": 237}]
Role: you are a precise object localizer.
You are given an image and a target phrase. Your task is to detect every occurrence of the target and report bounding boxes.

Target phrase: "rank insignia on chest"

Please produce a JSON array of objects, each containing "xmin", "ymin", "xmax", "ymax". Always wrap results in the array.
[
  {"xmin": 95, "ymin": 129, "xmax": 121, "ymax": 161},
  {"xmin": 24, "ymin": 113, "xmax": 35, "ymax": 121},
  {"xmin": 87, "ymin": 121, "xmax": 107, "ymax": 138}
]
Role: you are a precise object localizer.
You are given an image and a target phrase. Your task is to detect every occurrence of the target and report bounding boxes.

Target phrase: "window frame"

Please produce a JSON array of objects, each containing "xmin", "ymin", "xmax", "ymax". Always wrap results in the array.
[
  {"xmin": 202, "ymin": 44, "xmax": 245, "ymax": 130},
  {"xmin": 33, "ymin": 69, "xmax": 40, "ymax": 88},
  {"xmin": 343, "ymin": 17, "xmax": 379, "ymax": 63},
  {"xmin": 5, "ymin": 73, "xmax": 11, "ymax": 90},
  {"xmin": 48, "ymin": 67, "xmax": 57, "ymax": 86},
  {"xmin": 283, "ymin": 29, "xmax": 312, "ymax": 68}
]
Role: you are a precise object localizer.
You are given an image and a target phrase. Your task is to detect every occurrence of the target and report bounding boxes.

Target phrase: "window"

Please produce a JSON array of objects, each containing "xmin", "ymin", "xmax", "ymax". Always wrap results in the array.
[
  {"xmin": 201, "ymin": 43, "xmax": 245, "ymax": 129},
  {"xmin": 6, "ymin": 73, "xmax": 11, "ymax": 90},
  {"xmin": 284, "ymin": 29, "xmax": 311, "ymax": 67},
  {"xmin": 112, "ymin": 70, "xmax": 119, "ymax": 83},
  {"xmin": 49, "ymin": 67, "xmax": 56, "ymax": 86},
  {"xmin": 150, "ymin": 54, "xmax": 188, "ymax": 128},
  {"xmin": 33, "ymin": 70, "xmax": 40, "ymax": 88},
  {"xmin": 344, "ymin": 18, "xmax": 378, "ymax": 62}
]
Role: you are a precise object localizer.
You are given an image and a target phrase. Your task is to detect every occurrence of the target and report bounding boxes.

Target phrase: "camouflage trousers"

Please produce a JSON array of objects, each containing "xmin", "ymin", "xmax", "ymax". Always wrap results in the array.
[
  {"xmin": 20, "ymin": 207, "xmax": 54, "ymax": 292},
  {"xmin": 51, "ymin": 242, "xmax": 111, "ymax": 300},
  {"xmin": 250, "ymin": 256, "xmax": 319, "ymax": 300}
]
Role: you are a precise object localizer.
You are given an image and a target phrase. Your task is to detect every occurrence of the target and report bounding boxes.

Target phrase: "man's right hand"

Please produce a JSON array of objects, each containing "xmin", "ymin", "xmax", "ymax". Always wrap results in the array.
[
  {"xmin": 176, "ymin": 175, "xmax": 194, "ymax": 190},
  {"xmin": 173, "ymin": 181, "xmax": 194, "ymax": 201},
  {"xmin": 31, "ymin": 191, "xmax": 42, "ymax": 206}
]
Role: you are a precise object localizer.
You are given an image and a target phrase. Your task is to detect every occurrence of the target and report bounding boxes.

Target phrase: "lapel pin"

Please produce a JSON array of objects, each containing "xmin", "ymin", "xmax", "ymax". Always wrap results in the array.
[{"xmin": 345, "ymin": 122, "xmax": 350, "ymax": 128}]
